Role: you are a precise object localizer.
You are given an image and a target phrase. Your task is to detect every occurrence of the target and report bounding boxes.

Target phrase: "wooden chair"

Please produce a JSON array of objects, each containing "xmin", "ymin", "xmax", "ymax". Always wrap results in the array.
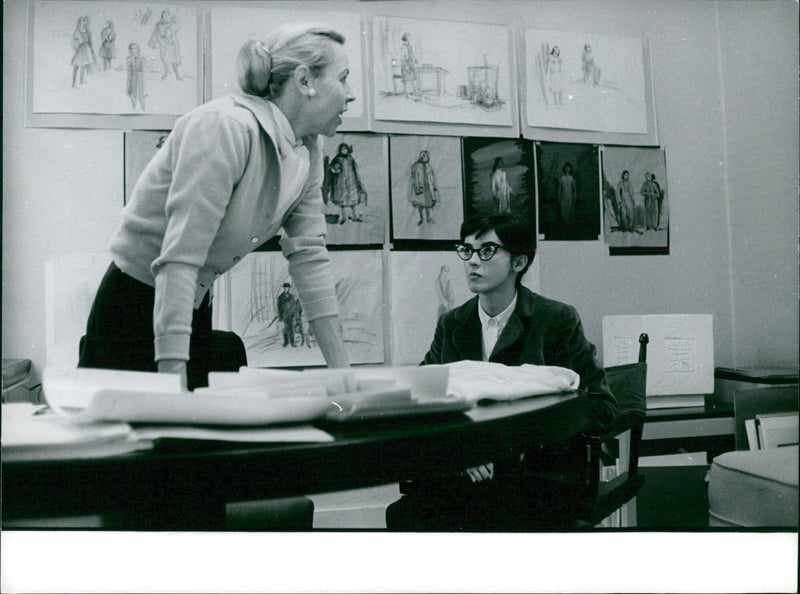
[{"xmin": 576, "ymin": 332, "xmax": 649, "ymax": 527}]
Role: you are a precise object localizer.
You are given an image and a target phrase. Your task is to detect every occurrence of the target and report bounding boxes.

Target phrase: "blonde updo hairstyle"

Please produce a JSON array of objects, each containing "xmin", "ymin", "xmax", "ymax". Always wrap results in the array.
[{"xmin": 237, "ymin": 23, "xmax": 345, "ymax": 98}]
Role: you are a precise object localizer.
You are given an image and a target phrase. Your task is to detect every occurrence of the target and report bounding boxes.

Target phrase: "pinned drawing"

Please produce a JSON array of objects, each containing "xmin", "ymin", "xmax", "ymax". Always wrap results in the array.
[
  {"xmin": 524, "ymin": 29, "xmax": 647, "ymax": 134},
  {"xmin": 209, "ymin": 6, "xmax": 366, "ymax": 127},
  {"xmin": 536, "ymin": 141, "xmax": 600, "ymax": 241},
  {"xmin": 463, "ymin": 136, "xmax": 536, "ymax": 235},
  {"xmin": 32, "ymin": 1, "xmax": 199, "ymax": 115},
  {"xmin": 124, "ymin": 130, "xmax": 170, "ymax": 204},
  {"xmin": 373, "ymin": 16, "xmax": 514, "ymax": 127},
  {"xmin": 214, "ymin": 251, "xmax": 384, "ymax": 367},
  {"xmin": 601, "ymin": 146, "xmax": 669, "ymax": 254},
  {"xmin": 389, "ymin": 135, "xmax": 463, "ymax": 241},
  {"xmin": 321, "ymin": 133, "xmax": 387, "ymax": 245},
  {"xmin": 390, "ymin": 251, "xmax": 541, "ymax": 365}
]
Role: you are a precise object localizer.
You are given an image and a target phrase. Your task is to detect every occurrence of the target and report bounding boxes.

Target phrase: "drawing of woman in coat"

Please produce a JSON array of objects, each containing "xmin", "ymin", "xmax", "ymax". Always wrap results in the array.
[
  {"xmin": 99, "ymin": 21, "xmax": 116, "ymax": 71},
  {"xmin": 126, "ymin": 42, "xmax": 146, "ymax": 110},
  {"xmin": 327, "ymin": 143, "xmax": 366, "ymax": 224},
  {"xmin": 408, "ymin": 150, "xmax": 439, "ymax": 226},
  {"xmin": 149, "ymin": 9, "xmax": 182, "ymax": 80},
  {"xmin": 71, "ymin": 16, "xmax": 96, "ymax": 88},
  {"xmin": 491, "ymin": 157, "xmax": 514, "ymax": 214}
]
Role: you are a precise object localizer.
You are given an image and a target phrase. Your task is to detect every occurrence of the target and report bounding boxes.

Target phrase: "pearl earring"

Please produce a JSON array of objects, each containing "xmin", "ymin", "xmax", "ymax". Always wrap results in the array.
[{"xmin": 308, "ymin": 89, "xmax": 316, "ymax": 97}]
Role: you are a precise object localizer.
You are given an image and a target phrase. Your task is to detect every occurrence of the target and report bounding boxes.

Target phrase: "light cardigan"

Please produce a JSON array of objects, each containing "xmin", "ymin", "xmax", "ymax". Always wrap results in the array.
[{"xmin": 110, "ymin": 93, "xmax": 337, "ymax": 363}]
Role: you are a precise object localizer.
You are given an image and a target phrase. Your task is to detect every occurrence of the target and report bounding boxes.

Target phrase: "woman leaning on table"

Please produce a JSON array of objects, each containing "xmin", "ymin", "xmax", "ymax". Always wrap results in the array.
[{"xmin": 79, "ymin": 23, "xmax": 355, "ymax": 390}]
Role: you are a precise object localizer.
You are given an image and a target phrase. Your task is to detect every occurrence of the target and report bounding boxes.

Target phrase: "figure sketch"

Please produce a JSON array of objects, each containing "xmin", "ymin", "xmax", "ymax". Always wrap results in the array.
[
  {"xmin": 435, "ymin": 265, "xmax": 455, "ymax": 318},
  {"xmin": 558, "ymin": 162, "xmax": 577, "ymax": 227},
  {"xmin": 491, "ymin": 157, "xmax": 514, "ymax": 214},
  {"xmin": 408, "ymin": 150, "xmax": 439, "ymax": 226},
  {"xmin": 641, "ymin": 172, "xmax": 661, "ymax": 231},
  {"xmin": 275, "ymin": 282, "xmax": 305, "ymax": 348},
  {"xmin": 149, "ymin": 9, "xmax": 182, "ymax": 81},
  {"xmin": 400, "ymin": 32, "xmax": 420, "ymax": 99},
  {"xmin": 581, "ymin": 43, "xmax": 601, "ymax": 86},
  {"xmin": 547, "ymin": 45, "xmax": 566, "ymax": 106},
  {"xmin": 616, "ymin": 170, "xmax": 635, "ymax": 233},
  {"xmin": 126, "ymin": 42, "xmax": 146, "ymax": 110},
  {"xmin": 325, "ymin": 143, "xmax": 367, "ymax": 225},
  {"xmin": 98, "ymin": 21, "xmax": 116, "ymax": 71},
  {"xmin": 71, "ymin": 16, "xmax": 96, "ymax": 88}
]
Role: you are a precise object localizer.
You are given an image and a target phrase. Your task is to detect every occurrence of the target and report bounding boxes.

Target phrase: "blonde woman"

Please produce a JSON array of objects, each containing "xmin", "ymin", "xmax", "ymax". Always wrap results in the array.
[{"xmin": 80, "ymin": 23, "xmax": 355, "ymax": 389}]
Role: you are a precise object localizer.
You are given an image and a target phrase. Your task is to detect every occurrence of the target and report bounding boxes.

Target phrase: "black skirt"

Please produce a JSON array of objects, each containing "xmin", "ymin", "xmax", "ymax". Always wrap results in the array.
[{"xmin": 78, "ymin": 262, "xmax": 215, "ymax": 390}]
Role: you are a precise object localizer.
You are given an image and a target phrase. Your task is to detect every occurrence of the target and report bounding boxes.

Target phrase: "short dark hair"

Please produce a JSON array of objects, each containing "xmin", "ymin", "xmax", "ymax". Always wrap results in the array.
[{"xmin": 460, "ymin": 213, "xmax": 535, "ymax": 286}]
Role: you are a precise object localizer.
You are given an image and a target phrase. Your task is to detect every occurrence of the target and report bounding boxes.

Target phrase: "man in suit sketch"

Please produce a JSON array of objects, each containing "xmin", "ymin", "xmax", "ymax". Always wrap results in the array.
[{"xmin": 386, "ymin": 213, "xmax": 616, "ymax": 530}]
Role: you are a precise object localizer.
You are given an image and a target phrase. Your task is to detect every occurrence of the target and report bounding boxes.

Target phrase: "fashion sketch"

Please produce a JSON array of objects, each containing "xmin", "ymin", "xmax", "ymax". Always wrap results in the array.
[
  {"xmin": 536, "ymin": 142, "xmax": 600, "ymax": 241},
  {"xmin": 98, "ymin": 21, "xmax": 116, "ymax": 71},
  {"xmin": 214, "ymin": 251, "xmax": 384, "ymax": 367},
  {"xmin": 389, "ymin": 135, "xmax": 463, "ymax": 241},
  {"xmin": 324, "ymin": 143, "xmax": 367, "ymax": 225},
  {"xmin": 126, "ymin": 43, "xmax": 146, "ymax": 110},
  {"xmin": 491, "ymin": 158, "xmax": 514, "ymax": 214},
  {"xmin": 148, "ymin": 10, "xmax": 182, "ymax": 80},
  {"xmin": 70, "ymin": 16, "xmax": 96, "ymax": 88}
]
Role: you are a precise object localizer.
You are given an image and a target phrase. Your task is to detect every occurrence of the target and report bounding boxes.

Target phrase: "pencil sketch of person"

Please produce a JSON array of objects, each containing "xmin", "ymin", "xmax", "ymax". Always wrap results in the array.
[
  {"xmin": 327, "ymin": 143, "xmax": 366, "ymax": 224},
  {"xmin": 98, "ymin": 21, "xmax": 116, "ymax": 71},
  {"xmin": 581, "ymin": 43, "xmax": 601, "ymax": 86},
  {"xmin": 547, "ymin": 45, "xmax": 566, "ymax": 106},
  {"xmin": 652, "ymin": 174, "xmax": 664, "ymax": 230},
  {"xmin": 149, "ymin": 9, "xmax": 183, "ymax": 81},
  {"xmin": 126, "ymin": 43, "xmax": 146, "ymax": 110},
  {"xmin": 408, "ymin": 150, "xmax": 439, "ymax": 226},
  {"xmin": 400, "ymin": 32, "xmax": 419, "ymax": 99},
  {"xmin": 558, "ymin": 162, "xmax": 577, "ymax": 227},
  {"xmin": 641, "ymin": 172, "xmax": 660, "ymax": 231},
  {"xmin": 491, "ymin": 157, "xmax": 514, "ymax": 214},
  {"xmin": 435, "ymin": 265, "xmax": 454, "ymax": 318},
  {"xmin": 71, "ymin": 16, "xmax": 96, "ymax": 88},
  {"xmin": 616, "ymin": 170, "xmax": 635, "ymax": 232},
  {"xmin": 277, "ymin": 283, "xmax": 300, "ymax": 348}
]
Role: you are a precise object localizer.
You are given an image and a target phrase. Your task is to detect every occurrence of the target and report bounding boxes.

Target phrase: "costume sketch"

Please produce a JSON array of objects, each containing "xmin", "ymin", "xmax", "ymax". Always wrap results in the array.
[
  {"xmin": 525, "ymin": 28, "xmax": 647, "ymax": 134},
  {"xmin": 601, "ymin": 146, "xmax": 669, "ymax": 251},
  {"xmin": 389, "ymin": 135, "xmax": 463, "ymax": 241},
  {"xmin": 32, "ymin": 2, "xmax": 199, "ymax": 116},
  {"xmin": 400, "ymin": 32, "xmax": 420, "ymax": 99},
  {"xmin": 408, "ymin": 150, "xmax": 440, "ymax": 226},
  {"xmin": 126, "ymin": 43, "xmax": 146, "ymax": 110},
  {"xmin": 324, "ymin": 143, "xmax": 367, "ymax": 225},
  {"xmin": 214, "ymin": 251, "xmax": 384, "ymax": 367},
  {"xmin": 99, "ymin": 21, "xmax": 116, "ymax": 71},
  {"xmin": 558, "ymin": 163, "xmax": 577, "ymax": 227},
  {"xmin": 148, "ymin": 9, "xmax": 182, "ymax": 80},
  {"xmin": 491, "ymin": 158, "xmax": 514, "ymax": 214},
  {"xmin": 71, "ymin": 16, "xmax": 96, "ymax": 88}
]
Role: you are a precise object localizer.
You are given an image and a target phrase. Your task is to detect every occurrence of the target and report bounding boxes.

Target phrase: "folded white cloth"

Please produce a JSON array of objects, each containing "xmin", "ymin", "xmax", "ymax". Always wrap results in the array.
[{"xmin": 442, "ymin": 360, "xmax": 580, "ymax": 403}]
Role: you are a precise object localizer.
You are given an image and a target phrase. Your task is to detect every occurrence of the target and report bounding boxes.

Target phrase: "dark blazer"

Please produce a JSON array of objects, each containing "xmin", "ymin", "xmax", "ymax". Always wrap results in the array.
[{"xmin": 422, "ymin": 286, "xmax": 616, "ymax": 429}]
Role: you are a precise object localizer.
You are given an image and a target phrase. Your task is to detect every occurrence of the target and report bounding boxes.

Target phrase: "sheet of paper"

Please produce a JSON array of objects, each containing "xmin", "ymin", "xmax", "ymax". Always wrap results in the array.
[
  {"xmin": 133, "ymin": 424, "xmax": 334, "ymax": 443},
  {"xmin": 602, "ymin": 314, "xmax": 714, "ymax": 395}
]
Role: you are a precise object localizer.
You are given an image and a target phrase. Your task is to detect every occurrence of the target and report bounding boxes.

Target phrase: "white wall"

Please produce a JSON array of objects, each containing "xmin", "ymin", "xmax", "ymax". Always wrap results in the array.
[{"xmin": 3, "ymin": 0, "xmax": 798, "ymax": 382}]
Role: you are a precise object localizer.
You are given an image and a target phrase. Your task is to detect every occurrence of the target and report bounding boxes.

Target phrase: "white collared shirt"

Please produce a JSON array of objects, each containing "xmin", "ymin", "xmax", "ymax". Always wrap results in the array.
[
  {"xmin": 267, "ymin": 100, "xmax": 310, "ymax": 218},
  {"xmin": 478, "ymin": 293, "xmax": 518, "ymax": 361}
]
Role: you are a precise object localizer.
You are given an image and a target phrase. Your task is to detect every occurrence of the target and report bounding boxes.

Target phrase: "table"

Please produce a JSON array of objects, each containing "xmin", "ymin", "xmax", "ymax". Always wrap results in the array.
[{"xmin": 2, "ymin": 391, "xmax": 590, "ymax": 530}]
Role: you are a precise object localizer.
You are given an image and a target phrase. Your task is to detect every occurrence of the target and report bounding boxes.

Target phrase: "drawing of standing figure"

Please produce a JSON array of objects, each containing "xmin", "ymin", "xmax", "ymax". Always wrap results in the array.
[
  {"xmin": 99, "ymin": 21, "xmax": 116, "ymax": 71},
  {"xmin": 400, "ymin": 33, "xmax": 419, "ymax": 98},
  {"xmin": 491, "ymin": 157, "xmax": 514, "ymax": 214},
  {"xmin": 408, "ymin": 150, "xmax": 439, "ymax": 226},
  {"xmin": 616, "ymin": 170, "xmax": 635, "ymax": 232},
  {"xmin": 149, "ymin": 9, "xmax": 182, "ymax": 81},
  {"xmin": 126, "ymin": 43, "xmax": 146, "ymax": 110},
  {"xmin": 435, "ymin": 265, "xmax": 454, "ymax": 319},
  {"xmin": 581, "ymin": 43, "xmax": 601, "ymax": 86},
  {"xmin": 277, "ymin": 283, "xmax": 299, "ymax": 348},
  {"xmin": 640, "ymin": 172, "xmax": 659, "ymax": 231},
  {"xmin": 558, "ymin": 162, "xmax": 577, "ymax": 227},
  {"xmin": 652, "ymin": 174, "xmax": 664, "ymax": 230},
  {"xmin": 547, "ymin": 45, "xmax": 566, "ymax": 106},
  {"xmin": 327, "ymin": 143, "xmax": 366, "ymax": 224},
  {"xmin": 71, "ymin": 16, "xmax": 96, "ymax": 88}
]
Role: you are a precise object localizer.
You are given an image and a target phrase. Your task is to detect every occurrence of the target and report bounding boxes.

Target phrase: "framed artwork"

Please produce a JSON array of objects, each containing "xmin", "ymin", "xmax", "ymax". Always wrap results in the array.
[
  {"xmin": 390, "ymin": 250, "xmax": 541, "ymax": 365},
  {"xmin": 520, "ymin": 29, "xmax": 657, "ymax": 146},
  {"xmin": 28, "ymin": 1, "xmax": 202, "ymax": 129},
  {"xmin": 601, "ymin": 146, "xmax": 669, "ymax": 255},
  {"xmin": 535, "ymin": 141, "xmax": 601, "ymax": 241},
  {"xmin": 370, "ymin": 16, "xmax": 518, "ymax": 137},
  {"xmin": 124, "ymin": 130, "xmax": 169, "ymax": 204},
  {"xmin": 462, "ymin": 136, "xmax": 536, "ymax": 242},
  {"xmin": 321, "ymin": 134, "xmax": 388, "ymax": 246},
  {"xmin": 208, "ymin": 6, "xmax": 368, "ymax": 131},
  {"xmin": 213, "ymin": 251, "xmax": 384, "ymax": 368},
  {"xmin": 389, "ymin": 135, "xmax": 463, "ymax": 243}
]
